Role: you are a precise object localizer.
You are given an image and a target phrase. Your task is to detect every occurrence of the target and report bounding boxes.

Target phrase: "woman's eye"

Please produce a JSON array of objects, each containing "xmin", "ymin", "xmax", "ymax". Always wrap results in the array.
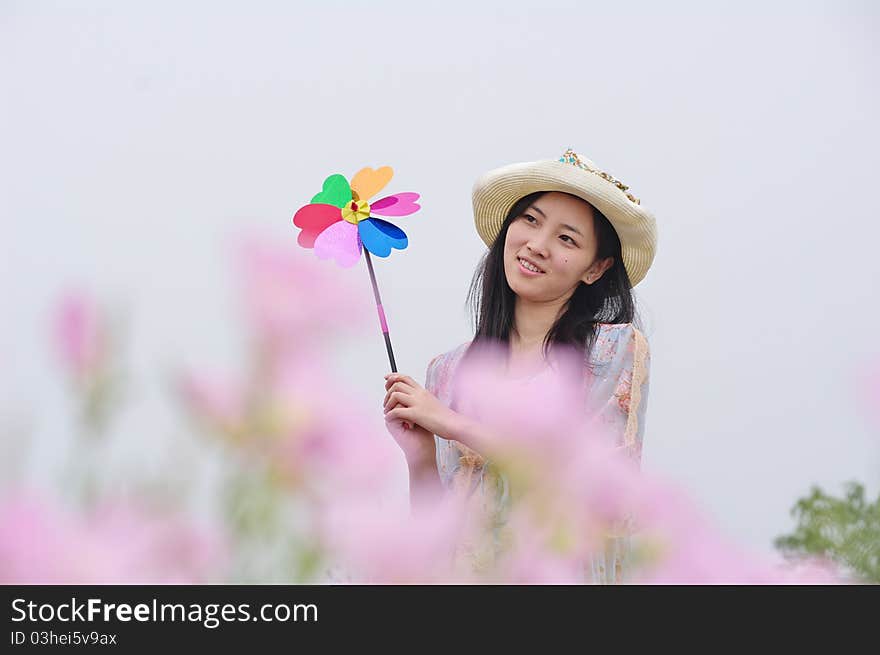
[{"xmin": 522, "ymin": 214, "xmax": 575, "ymax": 244}]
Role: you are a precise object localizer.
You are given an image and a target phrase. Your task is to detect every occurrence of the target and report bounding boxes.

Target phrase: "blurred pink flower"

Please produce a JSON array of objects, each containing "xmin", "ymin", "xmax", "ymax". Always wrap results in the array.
[
  {"xmin": 177, "ymin": 370, "xmax": 247, "ymax": 437},
  {"xmin": 235, "ymin": 235, "xmax": 371, "ymax": 354},
  {"xmin": 53, "ymin": 291, "xmax": 106, "ymax": 381},
  {"xmin": 488, "ymin": 509, "xmax": 588, "ymax": 584},
  {"xmin": 623, "ymin": 477, "xmax": 842, "ymax": 584},
  {"xmin": 87, "ymin": 498, "xmax": 228, "ymax": 584},
  {"xmin": 444, "ymin": 341, "xmax": 844, "ymax": 584},
  {"xmin": 318, "ymin": 491, "xmax": 475, "ymax": 583},
  {"xmin": 451, "ymin": 342, "xmax": 640, "ymax": 526},
  {"xmin": 0, "ymin": 490, "xmax": 228, "ymax": 584},
  {"xmin": 632, "ymin": 527, "xmax": 841, "ymax": 585},
  {"xmin": 178, "ymin": 350, "xmax": 399, "ymax": 504},
  {"xmin": 771, "ymin": 554, "xmax": 843, "ymax": 584},
  {"xmin": 452, "ymin": 340, "xmax": 587, "ymax": 461},
  {"xmin": 183, "ymin": 232, "xmax": 398, "ymax": 497},
  {"xmin": 262, "ymin": 353, "xmax": 398, "ymax": 495}
]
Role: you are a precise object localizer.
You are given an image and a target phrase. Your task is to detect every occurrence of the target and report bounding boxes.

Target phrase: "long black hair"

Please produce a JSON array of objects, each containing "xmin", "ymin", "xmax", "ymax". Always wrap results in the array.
[{"xmin": 464, "ymin": 191, "xmax": 639, "ymax": 368}]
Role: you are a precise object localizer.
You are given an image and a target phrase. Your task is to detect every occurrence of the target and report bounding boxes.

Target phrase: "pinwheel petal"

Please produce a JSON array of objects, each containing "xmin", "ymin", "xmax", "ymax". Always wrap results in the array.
[
  {"xmin": 293, "ymin": 203, "xmax": 342, "ymax": 248},
  {"xmin": 314, "ymin": 220, "xmax": 363, "ymax": 268},
  {"xmin": 358, "ymin": 218, "xmax": 408, "ymax": 257},
  {"xmin": 311, "ymin": 174, "xmax": 352, "ymax": 208},
  {"xmin": 370, "ymin": 192, "xmax": 421, "ymax": 217},
  {"xmin": 350, "ymin": 166, "xmax": 393, "ymax": 202}
]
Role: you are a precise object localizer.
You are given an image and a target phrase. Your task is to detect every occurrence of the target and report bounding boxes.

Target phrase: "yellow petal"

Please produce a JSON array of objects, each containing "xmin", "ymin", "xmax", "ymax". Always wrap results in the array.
[{"xmin": 350, "ymin": 166, "xmax": 393, "ymax": 202}]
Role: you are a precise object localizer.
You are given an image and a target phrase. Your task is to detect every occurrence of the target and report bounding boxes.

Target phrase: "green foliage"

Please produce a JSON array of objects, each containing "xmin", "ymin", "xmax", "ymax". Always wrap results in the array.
[
  {"xmin": 222, "ymin": 461, "xmax": 328, "ymax": 584},
  {"xmin": 774, "ymin": 481, "xmax": 880, "ymax": 583}
]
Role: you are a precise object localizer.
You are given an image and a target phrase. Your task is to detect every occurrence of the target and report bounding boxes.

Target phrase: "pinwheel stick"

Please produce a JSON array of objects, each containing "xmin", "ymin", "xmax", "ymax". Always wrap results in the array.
[
  {"xmin": 363, "ymin": 249, "xmax": 398, "ymax": 373},
  {"xmin": 364, "ymin": 250, "xmax": 414, "ymax": 430}
]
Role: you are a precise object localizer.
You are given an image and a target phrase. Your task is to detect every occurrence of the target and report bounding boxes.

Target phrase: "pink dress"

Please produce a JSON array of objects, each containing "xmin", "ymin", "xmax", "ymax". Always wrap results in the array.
[{"xmin": 424, "ymin": 322, "xmax": 651, "ymax": 584}]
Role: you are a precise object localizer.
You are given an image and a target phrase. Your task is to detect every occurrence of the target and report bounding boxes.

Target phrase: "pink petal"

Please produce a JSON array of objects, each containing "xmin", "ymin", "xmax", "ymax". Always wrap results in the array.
[
  {"xmin": 370, "ymin": 193, "xmax": 421, "ymax": 217},
  {"xmin": 314, "ymin": 221, "xmax": 362, "ymax": 268}
]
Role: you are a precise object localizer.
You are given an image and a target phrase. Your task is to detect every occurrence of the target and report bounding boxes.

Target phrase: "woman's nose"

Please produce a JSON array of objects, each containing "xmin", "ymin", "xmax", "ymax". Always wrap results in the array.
[
  {"xmin": 526, "ymin": 236, "xmax": 550, "ymax": 258},
  {"xmin": 526, "ymin": 225, "xmax": 555, "ymax": 256}
]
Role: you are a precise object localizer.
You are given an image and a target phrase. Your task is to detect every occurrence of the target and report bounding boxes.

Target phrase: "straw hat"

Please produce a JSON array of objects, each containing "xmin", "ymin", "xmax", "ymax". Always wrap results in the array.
[{"xmin": 472, "ymin": 148, "xmax": 657, "ymax": 287}]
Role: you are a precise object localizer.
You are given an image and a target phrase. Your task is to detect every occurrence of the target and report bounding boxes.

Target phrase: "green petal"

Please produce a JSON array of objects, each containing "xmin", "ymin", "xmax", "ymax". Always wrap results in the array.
[{"xmin": 310, "ymin": 174, "xmax": 352, "ymax": 208}]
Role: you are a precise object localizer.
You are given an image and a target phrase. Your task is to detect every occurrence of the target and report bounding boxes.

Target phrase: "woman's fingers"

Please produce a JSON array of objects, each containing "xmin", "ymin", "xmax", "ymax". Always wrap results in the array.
[
  {"xmin": 383, "ymin": 375, "xmax": 421, "ymax": 432},
  {"xmin": 383, "ymin": 381, "xmax": 414, "ymax": 408},
  {"xmin": 384, "ymin": 378, "xmax": 409, "ymax": 393},
  {"xmin": 384, "ymin": 406, "xmax": 412, "ymax": 431},
  {"xmin": 385, "ymin": 406, "xmax": 414, "ymax": 423},
  {"xmin": 383, "ymin": 390, "xmax": 411, "ymax": 413},
  {"xmin": 384, "ymin": 373, "xmax": 420, "ymax": 391}
]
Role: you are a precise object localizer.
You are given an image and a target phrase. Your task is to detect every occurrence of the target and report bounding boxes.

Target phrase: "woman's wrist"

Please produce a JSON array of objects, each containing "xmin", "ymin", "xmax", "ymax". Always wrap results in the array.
[
  {"xmin": 436, "ymin": 407, "xmax": 470, "ymax": 445},
  {"xmin": 443, "ymin": 408, "xmax": 478, "ymax": 451},
  {"xmin": 443, "ymin": 409, "xmax": 493, "ymax": 459},
  {"xmin": 406, "ymin": 440, "xmax": 437, "ymax": 473}
]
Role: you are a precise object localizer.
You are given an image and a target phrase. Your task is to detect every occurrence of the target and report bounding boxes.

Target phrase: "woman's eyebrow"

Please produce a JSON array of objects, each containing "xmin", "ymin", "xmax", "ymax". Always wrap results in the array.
[
  {"xmin": 529, "ymin": 204, "xmax": 547, "ymax": 218},
  {"xmin": 529, "ymin": 204, "xmax": 584, "ymax": 237}
]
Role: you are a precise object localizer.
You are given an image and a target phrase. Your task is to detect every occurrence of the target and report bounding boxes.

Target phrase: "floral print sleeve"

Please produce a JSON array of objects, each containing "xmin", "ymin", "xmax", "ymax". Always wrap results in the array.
[
  {"xmin": 425, "ymin": 344, "xmax": 475, "ymax": 491},
  {"xmin": 424, "ymin": 353, "xmax": 451, "ymax": 486},
  {"xmin": 586, "ymin": 323, "xmax": 651, "ymax": 468},
  {"xmin": 584, "ymin": 323, "xmax": 651, "ymax": 583}
]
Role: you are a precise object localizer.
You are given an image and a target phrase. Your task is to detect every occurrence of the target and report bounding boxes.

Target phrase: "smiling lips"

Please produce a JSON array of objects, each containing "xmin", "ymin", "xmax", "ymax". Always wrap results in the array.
[{"xmin": 517, "ymin": 257, "xmax": 546, "ymax": 274}]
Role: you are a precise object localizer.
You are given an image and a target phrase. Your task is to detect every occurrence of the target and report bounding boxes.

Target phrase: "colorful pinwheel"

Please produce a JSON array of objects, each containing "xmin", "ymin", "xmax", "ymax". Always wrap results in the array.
[
  {"xmin": 290, "ymin": 165, "xmax": 421, "ymax": 382},
  {"xmin": 292, "ymin": 166, "xmax": 420, "ymax": 268}
]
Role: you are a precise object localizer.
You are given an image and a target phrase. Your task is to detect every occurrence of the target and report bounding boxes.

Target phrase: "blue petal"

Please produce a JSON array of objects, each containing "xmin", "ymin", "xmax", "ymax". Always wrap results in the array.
[{"xmin": 358, "ymin": 218, "xmax": 408, "ymax": 257}]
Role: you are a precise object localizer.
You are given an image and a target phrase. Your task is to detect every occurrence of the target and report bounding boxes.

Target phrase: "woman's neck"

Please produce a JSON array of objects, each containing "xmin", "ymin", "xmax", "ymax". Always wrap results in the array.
[{"xmin": 510, "ymin": 296, "xmax": 567, "ymax": 353}]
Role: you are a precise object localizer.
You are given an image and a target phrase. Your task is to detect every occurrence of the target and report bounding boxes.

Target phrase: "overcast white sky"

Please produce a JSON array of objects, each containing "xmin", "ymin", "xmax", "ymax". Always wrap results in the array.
[{"xmin": 2, "ymin": 0, "xmax": 878, "ymax": 555}]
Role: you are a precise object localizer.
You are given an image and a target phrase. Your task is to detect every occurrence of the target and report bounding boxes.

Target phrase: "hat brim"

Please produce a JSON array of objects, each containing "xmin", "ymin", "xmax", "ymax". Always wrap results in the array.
[{"xmin": 472, "ymin": 159, "xmax": 657, "ymax": 287}]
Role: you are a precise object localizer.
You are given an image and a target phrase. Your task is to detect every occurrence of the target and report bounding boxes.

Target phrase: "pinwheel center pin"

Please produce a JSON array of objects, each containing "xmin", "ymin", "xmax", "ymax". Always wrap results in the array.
[{"xmin": 341, "ymin": 199, "xmax": 371, "ymax": 224}]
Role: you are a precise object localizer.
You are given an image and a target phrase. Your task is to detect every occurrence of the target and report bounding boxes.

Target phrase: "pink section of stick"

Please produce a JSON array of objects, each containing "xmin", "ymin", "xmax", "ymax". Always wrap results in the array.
[{"xmin": 377, "ymin": 303, "xmax": 389, "ymax": 333}]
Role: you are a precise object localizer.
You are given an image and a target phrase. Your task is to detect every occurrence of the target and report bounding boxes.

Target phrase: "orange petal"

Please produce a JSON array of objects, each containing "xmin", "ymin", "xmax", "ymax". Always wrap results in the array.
[{"xmin": 350, "ymin": 166, "xmax": 393, "ymax": 202}]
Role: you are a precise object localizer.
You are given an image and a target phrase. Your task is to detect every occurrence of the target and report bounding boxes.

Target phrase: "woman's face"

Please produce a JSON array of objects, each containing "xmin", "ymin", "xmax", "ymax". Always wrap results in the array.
[{"xmin": 503, "ymin": 191, "xmax": 614, "ymax": 303}]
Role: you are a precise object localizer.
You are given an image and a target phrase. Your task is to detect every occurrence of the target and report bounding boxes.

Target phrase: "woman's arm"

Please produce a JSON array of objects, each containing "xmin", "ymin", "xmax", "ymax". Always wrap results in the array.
[
  {"xmin": 402, "ymin": 407, "xmax": 498, "ymax": 504},
  {"xmin": 440, "ymin": 409, "xmax": 495, "ymax": 462},
  {"xmin": 386, "ymin": 350, "xmax": 499, "ymax": 502},
  {"xmin": 406, "ymin": 443, "xmax": 443, "ymax": 509}
]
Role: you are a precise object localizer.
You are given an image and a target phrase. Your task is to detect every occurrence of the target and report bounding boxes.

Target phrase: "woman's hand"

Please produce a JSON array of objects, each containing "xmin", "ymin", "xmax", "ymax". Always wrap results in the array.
[
  {"xmin": 383, "ymin": 373, "xmax": 454, "ymax": 440},
  {"xmin": 383, "ymin": 407, "xmax": 444, "ymax": 504},
  {"xmin": 384, "ymin": 411, "xmax": 435, "ymax": 468},
  {"xmin": 383, "ymin": 372, "xmax": 490, "ymax": 471},
  {"xmin": 382, "ymin": 373, "xmax": 438, "ymax": 466}
]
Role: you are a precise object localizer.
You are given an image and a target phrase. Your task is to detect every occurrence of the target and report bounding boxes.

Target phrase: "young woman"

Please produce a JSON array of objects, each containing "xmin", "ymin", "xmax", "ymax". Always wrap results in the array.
[{"xmin": 382, "ymin": 148, "xmax": 657, "ymax": 583}]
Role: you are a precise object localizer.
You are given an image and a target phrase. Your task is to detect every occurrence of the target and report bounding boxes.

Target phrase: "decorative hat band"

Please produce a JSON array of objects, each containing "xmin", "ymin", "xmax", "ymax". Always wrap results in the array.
[{"xmin": 558, "ymin": 148, "xmax": 641, "ymax": 205}]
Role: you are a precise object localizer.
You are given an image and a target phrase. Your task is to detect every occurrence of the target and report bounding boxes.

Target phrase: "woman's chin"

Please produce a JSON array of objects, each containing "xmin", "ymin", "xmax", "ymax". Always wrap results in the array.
[{"xmin": 507, "ymin": 282, "xmax": 545, "ymax": 302}]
